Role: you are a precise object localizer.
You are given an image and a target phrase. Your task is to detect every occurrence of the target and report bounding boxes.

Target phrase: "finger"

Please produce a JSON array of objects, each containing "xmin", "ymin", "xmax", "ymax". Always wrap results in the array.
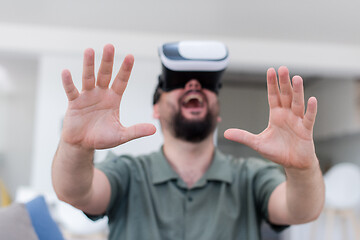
[
  {"xmin": 111, "ymin": 54, "xmax": 134, "ymax": 96},
  {"xmin": 224, "ymin": 128, "xmax": 259, "ymax": 151},
  {"xmin": 122, "ymin": 123, "xmax": 156, "ymax": 143},
  {"xmin": 267, "ymin": 68, "xmax": 281, "ymax": 109},
  {"xmin": 82, "ymin": 48, "xmax": 96, "ymax": 91},
  {"xmin": 62, "ymin": 69, "xmax": 79, "ymax": 101},
  {"xmin": 291, "ymin": 75, "xmax": 305, "ymax": 117},
  {"xmin": 96, "ymin": 44, "xmax": 115, "ymax": 88},
  {"xmin": 278, "ymin": 66, "xmax": 292, "ymax": 108},
  {"xmin": 303, "ymin": 97, "xmax": 317, "ymax": 130}
]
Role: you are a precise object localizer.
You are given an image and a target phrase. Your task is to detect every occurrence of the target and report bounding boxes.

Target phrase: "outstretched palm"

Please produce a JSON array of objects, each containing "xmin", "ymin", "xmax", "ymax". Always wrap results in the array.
[
  {"xmin": 224, "ymin": 66, "xmax": 317, "ymax": 169},
  {"xmin": 61, "ymin": 44, "xmax": 156, "ymax": 150}
]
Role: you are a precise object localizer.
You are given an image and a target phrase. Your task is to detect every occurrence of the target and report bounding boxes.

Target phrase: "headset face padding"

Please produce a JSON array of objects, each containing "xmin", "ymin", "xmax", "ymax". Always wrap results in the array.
[{"xmin": 158, "ymin": 41, "xmax": 229, "ymax": 93}]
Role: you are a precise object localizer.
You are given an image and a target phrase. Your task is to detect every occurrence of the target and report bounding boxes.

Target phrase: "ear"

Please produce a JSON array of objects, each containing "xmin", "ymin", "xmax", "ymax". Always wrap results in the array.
[
  {"xmin": 153, "ymin": 104, "xmax": 160, "ymax": 119},
  {"xmin": 217, "ymin": 116, "xmax": 222, "ymax": 123}
]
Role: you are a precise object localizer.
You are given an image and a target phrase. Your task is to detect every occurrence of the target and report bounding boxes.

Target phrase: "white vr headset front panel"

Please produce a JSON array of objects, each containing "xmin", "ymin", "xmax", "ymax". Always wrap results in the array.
[
  {"xmin": 159, "ymin": 41, "xmax": 229, "ymax": 72},
  {"xmin": 159, "ymin": 56, "xmax": 229, "ymax": 72},
  {"xmin": 178, "ymin": 41, "xmax": 227, "ymax": 60}
]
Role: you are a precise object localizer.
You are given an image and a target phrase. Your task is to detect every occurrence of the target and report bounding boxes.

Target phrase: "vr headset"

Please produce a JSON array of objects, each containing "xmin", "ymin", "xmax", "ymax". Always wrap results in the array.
[{"xmin": 158, "ymin": 41, "xmax": 229, "ymax": 94}]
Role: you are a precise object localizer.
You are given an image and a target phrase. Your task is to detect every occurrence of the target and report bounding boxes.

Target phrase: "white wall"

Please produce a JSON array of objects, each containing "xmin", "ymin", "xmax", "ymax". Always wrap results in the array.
[
  {"xmin": 0, "ymin": 94, "xmax": 8, "ymax": 155},
  {"xmin": 1, "ymin": 23, "xmax": 360, "ymax": 77},
  {"xmin": 0, "ymin": 54, "xmax": 38, "ymax": 196}
]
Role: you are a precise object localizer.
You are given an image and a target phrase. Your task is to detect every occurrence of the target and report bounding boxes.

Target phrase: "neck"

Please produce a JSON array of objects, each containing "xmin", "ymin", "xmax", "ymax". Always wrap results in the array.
[{"xmin": 163, "ymin": 133, "xmax": 215, "ymax": 188}]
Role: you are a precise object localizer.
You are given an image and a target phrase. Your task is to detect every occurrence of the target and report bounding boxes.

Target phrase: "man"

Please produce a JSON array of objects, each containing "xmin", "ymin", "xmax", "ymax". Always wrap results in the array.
[{"xmin": 52, "ymin": 42, "xmax": 325, "ymax": 240}]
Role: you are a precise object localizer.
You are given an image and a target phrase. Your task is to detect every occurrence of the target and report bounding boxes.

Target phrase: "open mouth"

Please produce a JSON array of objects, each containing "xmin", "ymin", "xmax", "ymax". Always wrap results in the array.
[
  {"xmin": 181, "ymin": 91, "xmax": 205, "ymax": 109},
  {"xmin": 181, "ymin": 90, "xmax": 206, "ymax": 117},
  {"xmin": 182, "ymin": 95, "xmax": 204, "ymax": 108}
]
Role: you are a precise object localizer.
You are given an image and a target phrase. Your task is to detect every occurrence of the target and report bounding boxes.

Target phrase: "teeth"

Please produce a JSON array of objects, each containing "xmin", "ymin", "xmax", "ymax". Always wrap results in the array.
[{"xmin": 184, "ymin": 94, "xmax": 203, "ymax": 104}]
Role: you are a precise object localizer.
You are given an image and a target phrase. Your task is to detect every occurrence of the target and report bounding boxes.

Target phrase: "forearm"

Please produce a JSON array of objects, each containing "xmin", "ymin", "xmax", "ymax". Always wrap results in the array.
[
  {"xmin": 284, "ymin": 157, "xmax": 325, "ymax": 223},
  {"xmin": 52, "ymin": 139, "xmax": 95, "ymax": 206},
  {"xmin": 268, "ymin": 156, "xmax": 325, "ymax": 225}
]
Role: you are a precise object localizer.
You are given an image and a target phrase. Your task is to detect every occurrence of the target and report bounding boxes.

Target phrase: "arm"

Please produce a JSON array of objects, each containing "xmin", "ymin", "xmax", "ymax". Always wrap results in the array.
[
  {"xmin": 224, "ymin": 66, "xmax": 325, "ymax": 225},
  {"xmin": 268, "ymin": 160, "xmax": 324, "ymax": 225},
  {"xmin": 52, "ymin": 44, "xmax": 156, "ymax": 215}
]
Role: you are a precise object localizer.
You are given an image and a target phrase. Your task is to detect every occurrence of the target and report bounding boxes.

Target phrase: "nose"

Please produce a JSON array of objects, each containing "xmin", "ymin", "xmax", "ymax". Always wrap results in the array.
[{"xmin": 184, "ymin": 79, "xmax": 202, "ymax": 91}]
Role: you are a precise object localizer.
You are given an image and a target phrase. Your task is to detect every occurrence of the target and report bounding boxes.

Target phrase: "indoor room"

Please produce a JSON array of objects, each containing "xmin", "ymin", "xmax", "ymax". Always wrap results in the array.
[{"xmin": 0, "ymin": 1, "xmax": 360, "ymax": 239}]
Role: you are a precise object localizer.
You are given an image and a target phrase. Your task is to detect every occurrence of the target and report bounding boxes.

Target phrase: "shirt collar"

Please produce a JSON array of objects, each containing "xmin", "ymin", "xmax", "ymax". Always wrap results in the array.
[
  {"xmin": 150, "ymin": 147, "xmax": 179, "ymax": 184},
  {"xmin": 150, "ymin": 147, "xmax": 233, "ymax": 185},
  {"xmin": 203, "ymin": 149, "xmax": 232, "ymax": 184}
]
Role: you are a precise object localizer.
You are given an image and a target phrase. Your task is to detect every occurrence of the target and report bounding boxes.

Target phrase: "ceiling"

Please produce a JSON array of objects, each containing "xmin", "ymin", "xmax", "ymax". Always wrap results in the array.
[{"xmin": 1, "ymin": 0, "xmax": 359, "ymax": 46}]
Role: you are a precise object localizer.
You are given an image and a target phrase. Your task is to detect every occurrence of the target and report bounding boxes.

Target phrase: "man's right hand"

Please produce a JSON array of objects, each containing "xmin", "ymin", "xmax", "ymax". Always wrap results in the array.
[{"xmin": 61, "ymin": 44, "xmax": 156, "ymax": 150}]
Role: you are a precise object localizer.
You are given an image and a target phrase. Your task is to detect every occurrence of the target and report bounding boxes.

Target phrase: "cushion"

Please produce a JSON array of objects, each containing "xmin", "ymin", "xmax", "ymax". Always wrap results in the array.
[
  {"xmin": 25, "ymin": 195, "xmax": 64, "ymax": 240},
  {"xmin": 0, "ymin": 203, "xmax": 39, "ymax": 240}
]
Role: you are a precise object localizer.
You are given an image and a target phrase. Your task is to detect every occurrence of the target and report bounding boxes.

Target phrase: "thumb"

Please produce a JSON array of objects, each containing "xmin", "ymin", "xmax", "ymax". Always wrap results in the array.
[
  {"xmin": 224, "ymin": 128, "xmax": 258, "ymax": 150},
  {"xmin": 123, "ymin": 123, "xmax": 157, "ymax": 143}
]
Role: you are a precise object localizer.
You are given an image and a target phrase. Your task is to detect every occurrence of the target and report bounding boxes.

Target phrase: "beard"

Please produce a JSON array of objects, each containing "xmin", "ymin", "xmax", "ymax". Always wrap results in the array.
[{"xmin": 172, "ymin": 107, "xmax": 218, "ymax": 143}]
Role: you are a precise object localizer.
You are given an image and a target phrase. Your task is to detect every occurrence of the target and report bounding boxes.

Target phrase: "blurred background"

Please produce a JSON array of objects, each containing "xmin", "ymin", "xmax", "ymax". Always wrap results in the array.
[{"xmin": 0, "ymin": 0, "xmax": 360, "ymax": 239}]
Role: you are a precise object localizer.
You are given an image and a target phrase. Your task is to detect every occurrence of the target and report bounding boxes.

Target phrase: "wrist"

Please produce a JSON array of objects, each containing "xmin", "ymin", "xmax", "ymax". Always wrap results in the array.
[
  {"xmin": 60, "ymin": 133, "xmax": 95, "ymax": 150},
  {"xmin": 57, "ymin": 138, "xmax": 95, "ymax": 161},
  {"xmin": 284, "ymin": 156, "xmax": 321, "ymax": 178}
]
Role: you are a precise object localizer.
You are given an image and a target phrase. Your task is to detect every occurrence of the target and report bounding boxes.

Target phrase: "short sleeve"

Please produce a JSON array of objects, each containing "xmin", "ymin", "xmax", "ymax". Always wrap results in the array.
[
  {"xmin": 251, "ymin": 158, "xmax": 289, "ymax": 232},
  {"xmin": 92, "ymin": 152, "xmax": 133, "ymax": 220}
]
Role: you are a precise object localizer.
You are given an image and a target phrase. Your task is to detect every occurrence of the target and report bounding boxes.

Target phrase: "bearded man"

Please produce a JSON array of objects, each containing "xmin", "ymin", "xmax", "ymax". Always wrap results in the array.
[{"xmin": 52, "ymin": 42, "xmax": 325, "ymax": 240}]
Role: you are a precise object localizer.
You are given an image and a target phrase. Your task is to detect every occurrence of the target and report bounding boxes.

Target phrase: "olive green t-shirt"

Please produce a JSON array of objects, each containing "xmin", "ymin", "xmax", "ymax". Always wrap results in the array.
[{"xmin": 92, "ymin": 148, "xmax": 287, "ymax": 240}]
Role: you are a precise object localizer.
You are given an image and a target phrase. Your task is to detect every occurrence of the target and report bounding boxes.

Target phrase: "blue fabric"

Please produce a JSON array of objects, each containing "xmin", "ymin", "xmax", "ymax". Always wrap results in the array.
[{"xmin": 25, "ymin": 195, "xmax": 64, "ymax": 240}]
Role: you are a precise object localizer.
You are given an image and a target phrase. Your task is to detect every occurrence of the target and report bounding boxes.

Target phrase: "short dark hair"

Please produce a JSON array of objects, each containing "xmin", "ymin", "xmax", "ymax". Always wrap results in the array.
[{"xmin": 153, "ymin": 79, "xmax": 162, "ymax": 105}]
